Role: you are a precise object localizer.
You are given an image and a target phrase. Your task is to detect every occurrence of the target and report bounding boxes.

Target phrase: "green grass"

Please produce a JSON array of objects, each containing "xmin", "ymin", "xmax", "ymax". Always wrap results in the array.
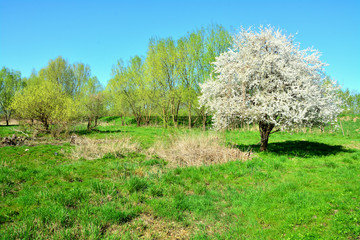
[{"xmin": 0, "ymin": 118, "xmax": 360, "ymax": 239}]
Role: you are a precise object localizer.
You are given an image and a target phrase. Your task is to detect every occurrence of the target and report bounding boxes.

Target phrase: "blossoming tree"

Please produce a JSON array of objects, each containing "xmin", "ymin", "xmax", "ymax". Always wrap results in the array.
[{"xmin": 200, "ymin": 26, "xmax": 342, "ymax": 151}]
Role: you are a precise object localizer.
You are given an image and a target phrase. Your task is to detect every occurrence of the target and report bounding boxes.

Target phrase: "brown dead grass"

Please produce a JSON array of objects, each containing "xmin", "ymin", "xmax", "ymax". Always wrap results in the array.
[
  {"xmin": 345, "ymin": 141, "xmax": 360, "ymax": 150},
  {"xmin": 148, "ymin": 132, "xmax": 250, "ymax": 167},
  {"xmin": 339, "ymin": 116, "xmax": 359, "ymax": 122},
  {"xmin": 69, "ymin": 136, "xmax": 141, "ymax": 160},
  {"xmin": 108, "ymin": 213, "xmax": 193, "ymax": 239}
]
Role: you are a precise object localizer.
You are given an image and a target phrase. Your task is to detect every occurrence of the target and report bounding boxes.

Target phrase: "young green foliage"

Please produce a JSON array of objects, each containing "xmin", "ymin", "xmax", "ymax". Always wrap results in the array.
[
  {"xmin": 11, "ymin": 77, "xmax": 75, "ymax": 131},
  {"xmin": 0, "ymin": 67, "xmax": 23, "ymax": 125}
]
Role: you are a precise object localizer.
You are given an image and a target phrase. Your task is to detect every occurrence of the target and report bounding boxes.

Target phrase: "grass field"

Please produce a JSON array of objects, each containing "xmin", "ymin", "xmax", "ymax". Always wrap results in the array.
[{"xmin": 0, "ymin": 117, "xmax": 359, "ymax": 239}]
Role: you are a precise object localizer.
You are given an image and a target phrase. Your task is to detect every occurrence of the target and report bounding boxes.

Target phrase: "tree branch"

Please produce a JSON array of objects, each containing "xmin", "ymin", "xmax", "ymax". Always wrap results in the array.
[{"xmin": 270, "ymin": 128, "xmax": 280, "ymax": 135}]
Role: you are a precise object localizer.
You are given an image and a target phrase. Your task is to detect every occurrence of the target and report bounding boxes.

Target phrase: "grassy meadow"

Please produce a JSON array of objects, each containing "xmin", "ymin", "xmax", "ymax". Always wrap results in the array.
[{"xmin": 0, "ymin": 117, "xmax": 359, "ymax": 239}]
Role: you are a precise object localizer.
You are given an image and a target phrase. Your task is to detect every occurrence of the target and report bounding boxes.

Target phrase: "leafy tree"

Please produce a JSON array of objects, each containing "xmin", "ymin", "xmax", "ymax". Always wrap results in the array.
[
  {"xmin": 176, "ymin": 33, "xmax": 202, "ymax": 128},
  {"xmin": 72, "ymin": 63, "xmax": 91, "ymax": 99},
  {"xmin": 338, "ymin": 88, "xmax": 360, "ymax": 115},
  {"xmin": 200, "ymin": 26, "xmax": 342, "ymax": 151},
  {"xmin": 0, "ymin": 67, "xmax": 23, "ymax": 125},
  {"xmin": 145, "ymin": 38, "xmax": 181, "ymax": 127},
  {"xmin": 107, "ymin": 62, "xmax": 131, "ymax": 126},
  {"xmin": 12, "ymin": 78, "xmax": 75, "ymax": 131},
  {"xmin": 42, "ymin": 56, "xmax": 77, "ymax": 97},
  {"xmin": 197, "ymin": 25, "xmax": 233, "ymax": 130},
  {"xmin": 111, "ymin": 56, "xmax": 151, "ymax": 127},
  {"xmin": 81, "ymin": 76, "xmax": 106, "ymax": 130},
  {"xmin": 84, "ymin": 92, "xmax": 107, "ymax": 130}
]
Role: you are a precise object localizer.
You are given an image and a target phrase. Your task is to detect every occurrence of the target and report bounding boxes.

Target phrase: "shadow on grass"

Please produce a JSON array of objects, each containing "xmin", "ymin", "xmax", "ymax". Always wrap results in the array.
[
  {"xmin": 234, "ymin": 140, "xmax": 353, "ymax": 157},
  {"xmin": 0, "ymin": 125, "xmax": 19, "ymax": 127},
  {"xmin": 73, "ymin": 129, "xmax": 127, "ymax": 136}
]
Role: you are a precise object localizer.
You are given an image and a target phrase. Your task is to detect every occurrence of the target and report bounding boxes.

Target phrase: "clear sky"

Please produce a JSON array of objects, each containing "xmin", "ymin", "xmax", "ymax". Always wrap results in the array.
[{"xmin": 1, "ymin": 0, "xmax": 359, "ymax": 91}]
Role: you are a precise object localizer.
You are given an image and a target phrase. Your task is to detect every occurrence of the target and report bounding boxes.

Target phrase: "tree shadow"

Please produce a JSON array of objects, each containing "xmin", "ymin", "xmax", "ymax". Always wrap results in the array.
[
  {"xmin": 233, "ymin": 140, "xmax": 353, "ymax": 157},
  {"xmin": 73, "ymin": 129, "xmax": 128, "ymax": 136}
]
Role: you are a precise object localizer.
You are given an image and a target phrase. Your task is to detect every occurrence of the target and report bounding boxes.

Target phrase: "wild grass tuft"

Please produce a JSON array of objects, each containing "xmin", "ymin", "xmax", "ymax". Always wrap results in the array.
[
  {"xmin": 127, "ymin": 177, "xmax": 149, "ymax": 193},
  {"xmin": 69, "ymin": 137, "xmax": 140, "ymax": 160},
  {"xmin": 149, "ymin": 132, "xmax": 250, "ymax": 167}
]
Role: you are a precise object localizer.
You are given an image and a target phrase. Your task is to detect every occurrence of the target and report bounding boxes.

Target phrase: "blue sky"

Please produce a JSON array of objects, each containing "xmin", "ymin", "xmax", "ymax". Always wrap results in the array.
[{"xmin": 1, "ymin": 0, "xmax": 359, "ymax": 91}]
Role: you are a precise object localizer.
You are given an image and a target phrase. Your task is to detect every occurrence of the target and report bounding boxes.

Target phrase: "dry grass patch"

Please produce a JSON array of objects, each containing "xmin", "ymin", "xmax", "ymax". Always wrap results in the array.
[
  {"xmin": 149, "ymin": 132, "xmax": 250, "ymax": 167},
  {"xmin": 108, "ymin": 214, "xmax": 193, "ymax": 239},
  {"xmin": 69, "ymin": 136, "xmax": 141, "ymax": 160}
]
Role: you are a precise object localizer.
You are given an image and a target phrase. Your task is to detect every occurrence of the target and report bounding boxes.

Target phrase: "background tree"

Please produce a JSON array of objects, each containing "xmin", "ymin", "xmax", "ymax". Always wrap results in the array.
[
  {"xmin": 196, "ymin": 25, "xmax": 233, "ymax": 130},
  {"xmin": 72, "ymin": 63, "xmax": 91, "ymax": 99},
  {"xmin": 11, "ymin": 78, "xmax": 75, "ymax": 131},
  {"xmin": 141, "ymin": 25, "xmax": 232, "ymax": 128},
  {"xmin": 200, "ymin": 26, "xmax": 342, "ymax": 151},
  {"xmin": 145, "ymin": 38, "xmax": 180, "ymax": 127},
  {"xmin": 107, "ymin": 61, "xmax": 131, "ymax": 126},
  {"xmin": 176, "ymin": 32, "xmax": 202, "ymax": 128},
  {"xmin": 11, "ymin": 57, "xmax": 100, "ymax": 132},
  {"xmin": 81, "ymin": 76, "xmax": 106, "ymax": 130},
  {"xmin": 338, "ymin": 88, "xmax": 360, "ymax": 115},
  {"xmin": 110, "ymin": 56, "xmax": 151, "ymax": 127},
  {"xmin": 0, "ymin": 67, "xmax": 23, "ymax": 125},
  {"xmin": 42, "ymin": 56, "xmax": 79, "ymax": 97}
]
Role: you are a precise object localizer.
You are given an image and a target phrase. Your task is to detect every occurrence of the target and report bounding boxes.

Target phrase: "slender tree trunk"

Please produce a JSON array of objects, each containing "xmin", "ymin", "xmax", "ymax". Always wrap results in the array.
[
  {"xmin": 202, "ymin": 113, "xmax": 207, "ymax": 131},
  {"xmin": 87, "ymin": 117, "xmax": 92, "ymax": 131},
  {"xmin": 171, "ymin": 105, "xmax": 178, "ymax": 128},
  {"xmin": 5, "ymin": 111, "xmax": 11, "ymax": 126},
  {"xmin": 259, "ymin": 121, "xmax": 275, "ymax": 151},
  {"xmin": 188, "ymin": 102, "xmax": 192, "ymax": 129},
  {"xmin": 172, "ymin": 115, "xmax": 177, "ymax": 128},
  {"xmin": 119, "ymin": 114, "xmax": 125, "ymax": 126},
  {"xmin": 44, "ymin": 121, "xmax": 50, "ymax": 132},
  {"xmin": 162, "ymin": 108, "xmax": 167, "ymax": 128},
  {"xmin": 136, "ymin": 116, "xmax": 141, "ymax": 127}
]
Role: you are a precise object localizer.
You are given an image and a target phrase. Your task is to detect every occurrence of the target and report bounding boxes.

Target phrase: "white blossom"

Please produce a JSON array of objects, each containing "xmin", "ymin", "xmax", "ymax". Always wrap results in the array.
[{"xmin": 200, "ymin": 26, "xmax": 342, "ymax": 133}]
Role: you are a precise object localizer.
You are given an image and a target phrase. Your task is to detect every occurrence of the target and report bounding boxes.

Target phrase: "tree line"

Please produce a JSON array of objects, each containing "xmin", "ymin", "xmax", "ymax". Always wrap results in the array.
[
  {"xmin": 0, "ymin": 24, "xmax": 359, "ymax": 132},
  {"xmin": 107, "ymin": 24, "xmax": 232, "ymax": 128}
]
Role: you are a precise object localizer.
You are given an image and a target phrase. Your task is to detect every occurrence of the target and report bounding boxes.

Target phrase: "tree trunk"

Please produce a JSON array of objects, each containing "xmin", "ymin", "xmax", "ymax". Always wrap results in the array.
[
  {"xmin": 171, "ymin": 106, "xmax": 178, "ymax": 128},
  {"xmin": 202, "ymin": 113, "xmax": 207, "ymax": 131},
  {"xmin": 87, "ymin": 117, "xmax": 92, "ymax": 131},
  {"xmin": 172, "ymin": 114, "xmax": 178, "ymax": 128},
  {"xmin": 5, "ymin": 111, "xmax": 11, "ymax": 126},
  {"xmin": 162, "ymin": 108, "xmax": 167, "ymax": 128},
  {"xmin": 44, "ymin": 121, "xmax": 50, "ymax": 132},
  {"xmin": 136, "ymin": 116, "xmax": 141, "ymax": 127},
  {"xmin": 188, "ymin": 103, "xmax": 192, "ymax": 129},
  {"xmin": 259, "ymin": 121, "xmax": 275, "ymax": 151},
  {"xmin": 119, "ymin": 114, "xmax": 125, "ymax": 126}
]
